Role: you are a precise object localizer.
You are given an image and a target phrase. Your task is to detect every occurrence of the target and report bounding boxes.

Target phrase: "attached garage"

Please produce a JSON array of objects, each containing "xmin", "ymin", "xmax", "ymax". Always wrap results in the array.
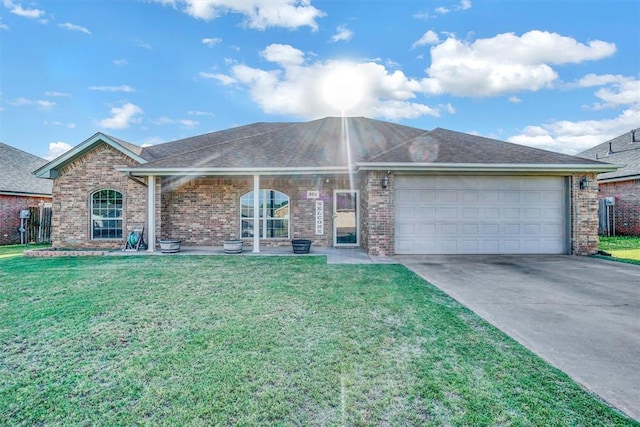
[{"xmin": 394, "ymin": 175, "xmax": 568, "ymax": 254}]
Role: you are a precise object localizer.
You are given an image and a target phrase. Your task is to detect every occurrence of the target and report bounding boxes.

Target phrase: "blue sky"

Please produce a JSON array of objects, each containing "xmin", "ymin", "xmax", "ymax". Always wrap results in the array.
[{"xmin": 1, "ymin": 0, "xmax": 638, "ymax": 160}]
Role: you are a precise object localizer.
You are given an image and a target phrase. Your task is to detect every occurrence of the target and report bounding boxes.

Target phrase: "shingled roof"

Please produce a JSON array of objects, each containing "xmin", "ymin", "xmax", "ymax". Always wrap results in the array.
[
  {"xmin": 577, "ymin": 129, "xmax": 640, "ymax": 181},
  {"xmin": 0, "ymin": 142, "xmax": 52, "ymax": 196},
  {"xmin": 127, "ymin": 116, "xmax": 608, "ymax": 173},
  {"xmin": 35, "ymin": 117, "xmax": 615, "ymax": 178}
]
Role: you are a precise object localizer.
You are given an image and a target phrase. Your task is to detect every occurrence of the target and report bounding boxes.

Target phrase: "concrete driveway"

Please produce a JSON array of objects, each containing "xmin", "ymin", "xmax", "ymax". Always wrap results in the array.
[{"xmin": 396, "ymin": 255, "xmax": 640, "ymax": 421}]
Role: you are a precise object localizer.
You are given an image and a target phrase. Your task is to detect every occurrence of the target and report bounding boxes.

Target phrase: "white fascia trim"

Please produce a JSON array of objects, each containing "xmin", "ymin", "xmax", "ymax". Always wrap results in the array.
[
  {"xmin": 0, "ymin": 191, "xmax": 53, "ymax": 198},
  {"xmin": 117, "ymin": 166, "xmax": 350, "ymax": 176},
  {"xmin": 598, "ymin": 175, "xmax": 640, "ymax": 184},
  {"xmin": 356, "ymin": 162, "xmax": 621, "ymax": 173},
  {"xmin": 34, "ymin": 133, "xmax": 147, "ymax": 178}
]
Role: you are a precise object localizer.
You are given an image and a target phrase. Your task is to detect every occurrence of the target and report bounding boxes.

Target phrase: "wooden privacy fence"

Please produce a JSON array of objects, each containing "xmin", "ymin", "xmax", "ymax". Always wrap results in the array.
[{"xmin": 25, "ymin": 205, "xmax": 52, "ymax": 243}]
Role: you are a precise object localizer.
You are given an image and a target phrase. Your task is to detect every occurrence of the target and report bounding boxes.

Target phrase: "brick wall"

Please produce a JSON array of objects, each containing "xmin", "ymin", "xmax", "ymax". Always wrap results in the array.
[
  {"xmin": 160, "ymin": 175, "xmax": 351, "ymax": 248},
  {"xmin": 360, "ymin": 171, "xmax": 394, "ymax": 256},
  {"xmin": 597, "ymin": 179, "xmax": 640, "ymax": 236},
  {"xmin": 52, "ymin": 143, "xmax": 147, "ymax": 249},
  {"xmin": 0, "ymin": 195, "xmax": 52, "ymax": 245},
  {"xmin": 570, "ymin": 172, "xmax": 599, "ymax": 255}
]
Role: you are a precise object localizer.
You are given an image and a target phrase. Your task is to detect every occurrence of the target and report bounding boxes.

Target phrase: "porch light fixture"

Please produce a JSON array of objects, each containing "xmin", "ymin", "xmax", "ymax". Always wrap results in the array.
[
  {"xmin": 381, "ymin": 174, "xmax": 389, "ymax": 189},
  {"xmin": 579, "ymin": 175, "xmax": 589, "ymax": 190}
]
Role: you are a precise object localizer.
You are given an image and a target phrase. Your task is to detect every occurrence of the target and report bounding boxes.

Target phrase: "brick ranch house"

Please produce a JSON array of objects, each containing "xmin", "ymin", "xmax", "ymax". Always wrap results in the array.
[
  {"xmin": 1, "ymin": 142, "xmax": 52, "ymax": 245},
  {"xmin": 34, "ymin": 117, "xmax": 616, "ymax": 256},
  {"xmin": 578, "ymin": 129, "xmax": 640, "ymax": 236}
]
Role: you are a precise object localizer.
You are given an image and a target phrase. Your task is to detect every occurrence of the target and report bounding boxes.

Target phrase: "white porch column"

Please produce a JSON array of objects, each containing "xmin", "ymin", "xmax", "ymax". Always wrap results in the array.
[
  {"xmin": 253, "ymin": 174, "xmax": 260, "ymax": 253},
  {"xmin": 147, "ymin": 175, "xmax": 156, "ymax": 252}
]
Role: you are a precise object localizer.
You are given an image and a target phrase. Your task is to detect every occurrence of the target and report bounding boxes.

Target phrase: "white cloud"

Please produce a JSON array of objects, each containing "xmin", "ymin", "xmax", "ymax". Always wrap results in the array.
[
  {"xmin": 46, "ymin": 142, "xmax": 73, "ymax": 160},
  {"xmin": 202, "ymin": 37, "xmax": 222, "ymax": 47},
  {"xmin": 99, "ymin": 103, "xmax": 143, "ymax": 129},
  {"xmin": 10, "ymin": 97, "xmax": 55, "ymax": 109},
  {"xmin": 508, "ymin": 108, "xmax": 640, "ymax": 154},
  {"xmin": 0, "ymin": 17, "xmax": 8, "ymax": 30},
  {"xmin": 142, "ymin": 136, "xmax": 165, "ymax": 147},
  {"xmin": 113, "ymin": 58, "xmax": 128, "ymax": 66},
  {"xmin": 331, "ymin": 25, "xmax": 353, "ymax": 43},
  {"xmin": 455, "ymin": 0, "xmax": 472, "ymax": 11},
  {"xmin": 574, "ymin": 74, "xmax": 640, "ymax": 110},
  {"xmin": 435, "ymin": 6, "xmax": 449, "ymax": 14},
  {"xmin": 200, "ymin": 71, "xmax": 236, "ymax": 85},
  {"xmin": 261, "ymin": 43, "xmax": 305, "ymax": 67},
  {"xmin": 421, "ymin": 30, "xmax": 616, "ymax": 97},
  {"xmin": 58, "ymin": 22, "xmax": 90, "ymax": 34},
  {"xmin": 188, "ymin": 110, "xmax": 215, "ymax": 117},
  {"xmin": 508, "ymin": 96, "xmax": 522, "ymax": 103},
  {"xmin": 44, "ymin": 120, "xmax": 76, "ymax": 128},
  {"xmin": 4, "ymin": 0, "xmax": 45, "ymax": 19},
  {"xmin": 135, "ymin": 39, "xmax": 152, "ymax": 50},
  {"xmin": 151, "ymin": 116, "xmax": 199, "ymax": 128},
  {"xmin": 210, "ymin": 43, "xmax": 440, "ymax": 120},
  {"xmin": 45, "ymin": 91, "xmax": 71, "ymax": 97},
  {"xmin": 89, "ymin": 85, "xmax": 135, "ymax": 92},
  {"xmin": 412, "ymin": 30, "xmax": 439, "ymax": 48},
  {"xmin": 153, "ymin": 0, "xmax": 325, "ymax": 30}
]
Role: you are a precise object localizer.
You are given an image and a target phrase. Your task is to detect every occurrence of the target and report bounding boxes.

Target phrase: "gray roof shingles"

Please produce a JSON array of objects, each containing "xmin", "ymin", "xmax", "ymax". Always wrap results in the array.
[
  {"xmin": 0, "ymin": 142, "xmax": 53, "ymax": 195},
  {"xmin": 577, "ymin": 130, "xmax": 640, "ymax": 181},
  {"xmin": 132, "ymin": 117, "xmax": 605, "ymax": 170}
]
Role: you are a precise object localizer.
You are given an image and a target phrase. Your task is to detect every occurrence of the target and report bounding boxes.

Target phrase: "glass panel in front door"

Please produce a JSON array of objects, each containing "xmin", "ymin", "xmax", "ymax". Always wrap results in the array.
[{"xmin": 335, "ymin": 191, "xmax": 358, "ymax": 245}]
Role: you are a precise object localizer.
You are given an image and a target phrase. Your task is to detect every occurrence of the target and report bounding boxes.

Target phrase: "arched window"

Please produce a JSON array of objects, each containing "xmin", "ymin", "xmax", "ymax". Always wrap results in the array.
[
  {"xmin": 91, "ymin": 189, "xmax": 123, "ymax": 239},
  {"xmin": 240, "ymin": 190, "xmax": 289, "ymax": 239}
]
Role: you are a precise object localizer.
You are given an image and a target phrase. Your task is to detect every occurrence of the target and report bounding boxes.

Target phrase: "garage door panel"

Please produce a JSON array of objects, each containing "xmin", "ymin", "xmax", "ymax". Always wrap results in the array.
[{"xmin": 395, "ymin": 175, "xmax": 567, "ymax": 254}]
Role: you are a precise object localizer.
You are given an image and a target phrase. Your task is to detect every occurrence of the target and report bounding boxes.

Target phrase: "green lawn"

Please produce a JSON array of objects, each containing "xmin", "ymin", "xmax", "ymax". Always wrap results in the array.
[
  {"xmin": 599, "ymin": 236, "xmax": 640, "ymax": 264},
  {"xmin": 0, "ymin": 255, "xmax": 636, "ymax": 426},
  {"xmin": 0, "ymin": 244, "xmax": 50, "ymax": 259}
]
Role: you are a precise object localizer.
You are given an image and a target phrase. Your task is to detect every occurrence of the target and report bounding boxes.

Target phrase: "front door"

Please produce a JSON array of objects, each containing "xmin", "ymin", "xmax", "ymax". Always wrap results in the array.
[{"xmin": 334, "ymin": 190, "xmax": 359, "ymax": 246}]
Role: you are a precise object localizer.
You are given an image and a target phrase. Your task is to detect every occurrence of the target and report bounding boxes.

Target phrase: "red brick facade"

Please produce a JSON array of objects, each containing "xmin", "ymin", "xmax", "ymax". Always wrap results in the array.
[
  {"xmin": 0, "ymin": 194, "xmax": 52, "ymax": 245},
  {"xmin": 49, "ymin": 145, "xmax": 601, "ymax": 255},
  {"xmin": 161, "ymin": 175, "xmax": 351, "ymax": 248},
  {"xmin": 597, "ymin": 179, "xmax": 640, "ymax": 236},
  {"xmin": 51, "ymin": 143, "xmax": 148, "ymax": 249}
]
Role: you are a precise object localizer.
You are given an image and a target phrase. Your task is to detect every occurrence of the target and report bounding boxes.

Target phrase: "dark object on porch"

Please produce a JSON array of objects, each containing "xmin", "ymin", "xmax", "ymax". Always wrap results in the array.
[
  {"xmin": 292, "ymin": 239, "xmax": 312, "ymax": 254},
  {"xmin": 123, "ymin": 226, "xmax": 147, "ymax": 251},
  {"xmin": 223, "ymin": 239, "xmax": 244, "ymax": 254}
]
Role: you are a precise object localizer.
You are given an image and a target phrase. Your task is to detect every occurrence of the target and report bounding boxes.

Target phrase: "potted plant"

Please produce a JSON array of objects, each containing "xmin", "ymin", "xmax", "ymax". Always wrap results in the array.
[
  {"xmin": 291, "ymin": 239, "xmax": 312, "ymax": 254},
  {"xmin": 159, "ymin": 238, "xmax": 181, "ymax": 253},
  {"xmin": 223, "ymin": 237, "xmax": 243, "ymax": 254}
]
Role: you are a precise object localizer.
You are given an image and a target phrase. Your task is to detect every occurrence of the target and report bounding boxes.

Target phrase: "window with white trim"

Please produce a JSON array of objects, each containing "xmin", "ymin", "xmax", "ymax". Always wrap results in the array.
[
  {"xmin": 240, "ymin": 190, "xmax": 289, "ymax": 239},
  {"xmin": 91, "ymin": 189, "xmax": 123, "ymax": 239}
]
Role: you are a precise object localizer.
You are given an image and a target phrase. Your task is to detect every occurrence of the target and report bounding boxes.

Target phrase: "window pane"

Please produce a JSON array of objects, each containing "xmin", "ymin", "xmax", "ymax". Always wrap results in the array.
[
  {"xmin": 92, "ymin": 190, "xmax": 123, "ymax": 240},
  {"xmin": 240, "ymin": 189, "xmax": 289, "ymax": 239}
]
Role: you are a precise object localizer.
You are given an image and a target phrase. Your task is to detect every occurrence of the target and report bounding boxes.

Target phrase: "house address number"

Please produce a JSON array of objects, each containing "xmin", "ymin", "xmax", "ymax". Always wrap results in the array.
[{"xmin": 307, "ymin": 190, "xmax": 320, "ymax": 199}]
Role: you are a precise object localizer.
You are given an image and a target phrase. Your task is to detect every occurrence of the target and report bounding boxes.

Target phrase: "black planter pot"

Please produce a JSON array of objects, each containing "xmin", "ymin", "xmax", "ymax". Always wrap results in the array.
[{"xmin": 291, "ymin": 239, "xmax": 312, "ymax": 254}]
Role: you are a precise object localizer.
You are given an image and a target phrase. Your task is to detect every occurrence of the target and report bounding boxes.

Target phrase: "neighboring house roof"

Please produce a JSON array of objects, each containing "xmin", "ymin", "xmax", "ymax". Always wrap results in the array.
[
  {"xmin": 577, "ymin": 129, "xmax": 640, "ymax": 182},
  {"xmin": 0, "ymin": 142, "xmax": 52, "ymax": 196},
  {"xmin": 35, "ymin": 117, "xmax": 616, "ymax": 178}
]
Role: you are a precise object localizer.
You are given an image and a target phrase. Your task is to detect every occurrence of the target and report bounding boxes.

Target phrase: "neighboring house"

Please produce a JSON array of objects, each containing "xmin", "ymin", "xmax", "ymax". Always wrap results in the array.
[
  {"xmin": 1, "ymin": 142, "xmax": 53, "ymax": 245},
  {"xmin": 34, "ymin": 117, "xmax": 615, "ymax": 255},
  {"xmin": 578, "ymin": 129, "xmax": 640, "ymax": 236}
]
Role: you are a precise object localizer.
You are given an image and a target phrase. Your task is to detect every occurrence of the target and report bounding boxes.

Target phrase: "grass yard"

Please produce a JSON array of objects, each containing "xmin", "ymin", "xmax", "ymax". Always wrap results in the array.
[
  {"xmin": 599, "ymin": 236, "xmax": 640, "ymax": 264},
  {"xmin": 0, "ymin": 255, "xmax": 636, "ymax": 426}
]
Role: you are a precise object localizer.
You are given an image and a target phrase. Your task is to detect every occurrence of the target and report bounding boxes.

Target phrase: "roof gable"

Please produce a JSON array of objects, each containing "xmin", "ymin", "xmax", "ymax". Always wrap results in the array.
[
  {"xmin": 0, "ymin": 142, "xmax": 52, "ymax": 195},
  {"xmin": 577, "ymin": 129, "xmax": 640, "ymax": 181},
  {"xmin": 34, "ymin": 132, "xmax": 147, "ymax": 178}
]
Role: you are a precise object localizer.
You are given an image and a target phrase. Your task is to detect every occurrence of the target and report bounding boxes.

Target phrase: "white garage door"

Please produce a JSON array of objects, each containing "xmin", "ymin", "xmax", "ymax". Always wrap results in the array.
[{"xmin": 395, "ymin": 176, "xmax": 567, "ymax": 254}]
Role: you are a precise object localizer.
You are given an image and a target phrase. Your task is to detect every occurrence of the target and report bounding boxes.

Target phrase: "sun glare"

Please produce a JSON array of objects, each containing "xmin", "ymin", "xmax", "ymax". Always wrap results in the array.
[{"xmin": 321, "ymin": 64, "xmax": 365, "ymax": 115}]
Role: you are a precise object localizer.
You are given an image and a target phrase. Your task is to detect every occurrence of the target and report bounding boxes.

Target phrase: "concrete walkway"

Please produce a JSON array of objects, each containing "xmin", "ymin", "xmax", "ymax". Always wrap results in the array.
[{"xmin": 396, "ymin": 255, "xmax": 640, "ymax": 421}]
